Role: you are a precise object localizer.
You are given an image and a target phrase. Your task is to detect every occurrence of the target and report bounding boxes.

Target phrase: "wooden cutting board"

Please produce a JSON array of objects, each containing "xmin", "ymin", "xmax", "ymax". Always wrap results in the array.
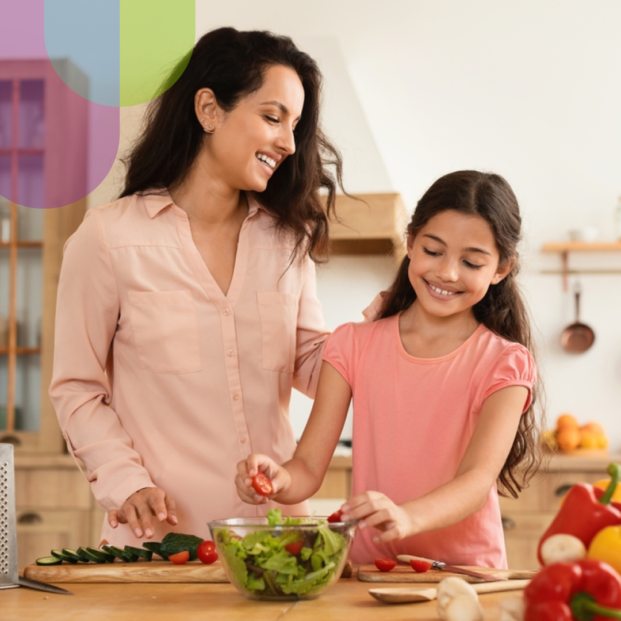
[
  {"xmin": 358, "ymin": 564, "xmax": 536, "ymax": 583},
  {"xmin": 23, "ymin": 560, "xmax": 229, "ymax": 583}
]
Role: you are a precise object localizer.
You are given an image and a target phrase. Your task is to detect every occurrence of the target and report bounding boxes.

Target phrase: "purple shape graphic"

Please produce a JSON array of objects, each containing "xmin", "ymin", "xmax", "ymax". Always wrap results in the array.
[{"xmin": 0, "ymin": 0, "xmax": 119, "ymax": 209}]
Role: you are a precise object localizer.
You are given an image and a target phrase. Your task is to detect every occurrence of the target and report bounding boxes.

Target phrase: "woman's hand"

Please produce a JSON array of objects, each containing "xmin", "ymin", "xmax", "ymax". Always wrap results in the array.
[
  {"xmin": 235, "ymin": 454, "xmax": 291, "ymax": 504},
  {"xmin": 108, "ymin": 487, "xmax": 177, "ymax": 539},
  {"xmin": 341, "ymin": 491, "xmax": 414, "ymax": 544}
]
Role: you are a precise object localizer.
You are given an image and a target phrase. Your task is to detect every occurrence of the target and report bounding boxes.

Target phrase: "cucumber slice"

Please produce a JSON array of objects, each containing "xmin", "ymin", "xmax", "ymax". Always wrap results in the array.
[
  {"xmin": 62, "ymin": 548, "xmax": 85, "ymax": 563},
  {"xmin": 77, "ymin": 546, "xmax": 106, "ymax": 563},
  {"xmin": 103, "ymin": 545, "xmax": 137, "ymax": 562},
  {"xmin": 124, "ymin": 545, "xmax": 153, "ymax": 561},
  {"xmin": 87, "ymin": 547, "xmax": 115, "ymax": 563},
  {"xmin": 142, "ymin": 541, "xmax": 167, "ymax": 560},
  {"xmin": 51, "ymin": 549, "xmax": 77, "ymax": 564},
  {"xmin": 36, "ymin": 556, "xmax": 62, "ymax": 566}
]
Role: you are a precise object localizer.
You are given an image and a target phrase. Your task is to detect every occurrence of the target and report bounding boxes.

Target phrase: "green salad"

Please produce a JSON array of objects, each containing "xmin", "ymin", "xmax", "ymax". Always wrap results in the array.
[{"xmin": 214, "ymin": 509, "xmax": 348, "ymax": 598}]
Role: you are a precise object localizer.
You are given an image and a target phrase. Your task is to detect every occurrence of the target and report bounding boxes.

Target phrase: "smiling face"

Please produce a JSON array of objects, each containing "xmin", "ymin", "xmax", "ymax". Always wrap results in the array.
[
  {"xmin": 407, "ymin": 209, "xmax": 514, "ymax": 322},
  {"xmin": 196, "ymin": 64, "xmax": 305, "ymax": 193}
]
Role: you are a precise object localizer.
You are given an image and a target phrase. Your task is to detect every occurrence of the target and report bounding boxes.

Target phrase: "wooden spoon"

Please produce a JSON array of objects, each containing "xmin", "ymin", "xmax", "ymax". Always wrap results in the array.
[{"xmin": 369, "ymin": 578, "xmax": 531, "ymax": 604}]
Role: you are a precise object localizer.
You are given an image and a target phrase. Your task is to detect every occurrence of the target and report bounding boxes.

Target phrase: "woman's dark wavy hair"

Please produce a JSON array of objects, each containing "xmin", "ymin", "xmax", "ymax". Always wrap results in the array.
[
  {"xmin": 120, "ymin": 27, "xmax": 344, "ymax": 261},
  {"xmin": 378, "ymin": 170, "xmax": 545, "ymax": 497}
]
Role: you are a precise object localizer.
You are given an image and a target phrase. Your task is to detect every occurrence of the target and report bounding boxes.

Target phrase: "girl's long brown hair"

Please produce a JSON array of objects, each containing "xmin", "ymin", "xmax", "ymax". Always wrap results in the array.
[
  {"xmin": 378, "ymin": 170, "xmax": 545, "ymax": 497},
  {"xmin": 121, "ymin": 27, "xmax": 344, "ymax": 262}
]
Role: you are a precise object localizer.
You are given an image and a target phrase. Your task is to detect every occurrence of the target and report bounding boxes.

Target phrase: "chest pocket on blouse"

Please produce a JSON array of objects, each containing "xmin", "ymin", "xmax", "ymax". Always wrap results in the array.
[
  {"xmin": 257, "ymin": 291, "xmax": 298, "ymax": 373},
  {"xmin": 128, "ymin": 290, "xmax": 202, "ymax": 374}
]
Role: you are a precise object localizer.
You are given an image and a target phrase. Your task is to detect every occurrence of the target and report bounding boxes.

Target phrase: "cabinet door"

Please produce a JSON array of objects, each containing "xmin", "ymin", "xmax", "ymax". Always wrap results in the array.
[
  {"xmin": 503, "ymin": 512, "xmax": 556, "ymax": 570},
  {"xmin": 15, "ymin": 467, "xmax": 91, "ymax": 509},
  {"xmin": 16, "ymin": 509, "xmax": 90, "ymax": 569}
]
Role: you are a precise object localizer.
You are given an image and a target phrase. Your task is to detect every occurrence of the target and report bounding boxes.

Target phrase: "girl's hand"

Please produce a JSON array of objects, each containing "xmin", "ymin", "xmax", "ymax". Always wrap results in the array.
[
  {"xmin": 235, "ymin": 454, "xmax": 291, "ymax": 504},
  {"xmin": 341, "ymin": 491, "xmax": 414, "ymax": 543},
  {"xmin": 108, "ymin": 486, "xmax": 178, "ymax": 539}
]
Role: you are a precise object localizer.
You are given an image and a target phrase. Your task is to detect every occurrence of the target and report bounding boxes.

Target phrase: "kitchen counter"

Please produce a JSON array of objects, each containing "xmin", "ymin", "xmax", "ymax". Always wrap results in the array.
[{"xmin": 3, "ymin": 579, "xmax": 519, "ymax": 621}]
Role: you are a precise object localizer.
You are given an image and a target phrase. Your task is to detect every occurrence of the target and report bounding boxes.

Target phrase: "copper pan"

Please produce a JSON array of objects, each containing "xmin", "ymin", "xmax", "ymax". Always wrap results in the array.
[{"xmin": 560, "ymin": 286, "xmax": 595, "ymax": 353}]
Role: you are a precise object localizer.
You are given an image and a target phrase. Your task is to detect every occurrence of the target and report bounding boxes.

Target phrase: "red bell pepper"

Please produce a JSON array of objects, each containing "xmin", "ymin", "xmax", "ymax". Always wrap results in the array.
[
  {"xmin": 537, "ymin": 463, "xmax": 621, "ymax": 565},
  {"xmin": 524, "ymin": 559, "xmax": 621, "ymax": 621}
]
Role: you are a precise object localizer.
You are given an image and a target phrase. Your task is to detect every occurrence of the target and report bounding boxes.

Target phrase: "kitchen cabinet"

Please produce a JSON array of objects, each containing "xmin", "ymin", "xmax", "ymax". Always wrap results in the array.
[{"xmin": 329, "ymin": 193, "xmax": 409, "ymax": 264}]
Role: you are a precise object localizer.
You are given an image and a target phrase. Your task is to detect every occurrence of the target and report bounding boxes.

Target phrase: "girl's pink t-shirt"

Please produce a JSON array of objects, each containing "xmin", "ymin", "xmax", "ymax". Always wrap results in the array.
[{"xmin": 323, "ymin": 315, "xmax": 536, "ymax": 568}]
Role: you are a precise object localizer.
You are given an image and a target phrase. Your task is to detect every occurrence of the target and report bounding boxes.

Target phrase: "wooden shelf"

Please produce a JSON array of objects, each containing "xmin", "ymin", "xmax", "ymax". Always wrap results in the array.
[
  {"xmin": 328, "ymin": 193, "xmax": 409, "ymax": 264},
  {"xmin": 0, "ymin": 241, "xmax": 43, "ymax": 248},
  {"xmin": 541, "ymin": 241, "xmax": 621, "ymax": 290},
  {"xmin": 0, "ymin": 347, "xmax": 41, "ymax": 355}
]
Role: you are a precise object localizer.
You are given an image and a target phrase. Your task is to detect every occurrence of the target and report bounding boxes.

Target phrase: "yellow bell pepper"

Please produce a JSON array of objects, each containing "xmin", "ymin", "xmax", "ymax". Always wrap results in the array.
[
  {"xmin": 594, "ymin": 479, "xmax": 621, "ymax": 504},
  {"xmin": 587, "ymin": 525, "xmax": 621, "ymax": 574}
]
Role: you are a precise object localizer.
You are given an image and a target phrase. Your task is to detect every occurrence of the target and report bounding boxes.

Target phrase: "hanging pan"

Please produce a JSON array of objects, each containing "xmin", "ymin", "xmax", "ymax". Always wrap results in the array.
[{"xmin": 560, "ymin": 283, "xmax": 595, "ymax": 353}]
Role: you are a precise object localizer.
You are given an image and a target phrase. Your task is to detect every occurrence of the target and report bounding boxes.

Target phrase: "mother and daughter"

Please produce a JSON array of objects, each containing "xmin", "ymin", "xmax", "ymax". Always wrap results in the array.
[{"xmin": 51, "ymin": 26, "xmax": 543, "ymax": 569}]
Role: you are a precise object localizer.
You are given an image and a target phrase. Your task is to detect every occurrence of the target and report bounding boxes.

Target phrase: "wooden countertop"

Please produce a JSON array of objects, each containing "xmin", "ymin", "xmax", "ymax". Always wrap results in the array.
[{"xmin": 3, "ymin": 579, "xmax": 520, "ymax": 621}]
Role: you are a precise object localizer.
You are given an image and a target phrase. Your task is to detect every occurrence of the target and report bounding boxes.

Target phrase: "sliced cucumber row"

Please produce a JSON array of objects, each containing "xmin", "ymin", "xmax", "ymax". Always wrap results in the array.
[{"xmin": 36, "ymin": 544, "xmax": 157, "ymax": 566}]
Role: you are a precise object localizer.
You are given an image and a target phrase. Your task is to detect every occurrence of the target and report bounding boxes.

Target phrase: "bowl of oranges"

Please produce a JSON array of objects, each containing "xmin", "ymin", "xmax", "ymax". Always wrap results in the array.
[{"xmin": 541, "ymin": 414, "xmax": 608, "ymax": 454}]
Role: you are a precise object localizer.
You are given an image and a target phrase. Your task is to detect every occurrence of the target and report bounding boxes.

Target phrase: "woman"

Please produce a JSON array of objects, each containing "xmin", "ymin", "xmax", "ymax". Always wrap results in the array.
[{"xmin": 50, "ymin": 27, "xmax": 344, "ymax": 546}]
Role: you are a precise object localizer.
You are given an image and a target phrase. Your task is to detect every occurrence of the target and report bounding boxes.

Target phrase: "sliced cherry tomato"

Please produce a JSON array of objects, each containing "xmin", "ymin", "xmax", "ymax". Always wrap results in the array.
[
  {"xmin": 252, "ymin": 472, "xmax": 274, "ymax": 496},
  {"xmin": 374, "ymin": 557, "xmax": 397, "ymax": 572},
  {"xmin": 409, "ymin": 559, "xmax": 432, "ymax": 573},
  {"xmin": 327, "ymin": 509, "xmax": 343, "ymax": 523},
  {"xmin": 197, "ymin": 540, "xmax": 218, "ymax": 564},
  {"xmin": 169, "ymin": 550, "xmax": 190, "ymax": 565},
  {"xmin": 284, "ymin": 541, "xmax": 304, "ymax": 556}
]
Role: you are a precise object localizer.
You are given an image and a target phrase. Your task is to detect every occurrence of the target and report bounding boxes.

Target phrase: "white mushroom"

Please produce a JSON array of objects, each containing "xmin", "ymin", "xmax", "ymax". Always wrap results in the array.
[
  {"xmin": 540, "ymin": 533, "xmax": 586, "ymax": 565},
  {"xmin": 437, "ymin": 577, "xmax": 480, "ymax": 620},
  {"xmin": 499, "ymin": 595, "xmax": 525, "ymax": 621},
  {"xmin": 443, "ymin": 594, "xmax": 484, "ymax": 621}
]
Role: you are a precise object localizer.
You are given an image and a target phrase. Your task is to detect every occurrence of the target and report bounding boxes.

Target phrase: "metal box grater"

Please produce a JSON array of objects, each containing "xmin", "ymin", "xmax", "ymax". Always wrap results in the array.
[{"xmin": 0, "ymin": 444, "xmax": 19, "ymax": 589}]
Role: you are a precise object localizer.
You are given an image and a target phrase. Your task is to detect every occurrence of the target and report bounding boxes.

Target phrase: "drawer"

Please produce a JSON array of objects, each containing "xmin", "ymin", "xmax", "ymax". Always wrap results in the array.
[
  {"xmin": 16, "ymin": 509, "xmax": 92, "ymax": 569},
  {"xmin": 16, "ymin": 467, "xmax": 92, "ymax": 510},
  {"xmin": 501, "ymin": 511, "xmax": 556, "ymax": 570},
  {"xmin": 312, "ymin": 468, "xmax": 351, "ymax": 499}
]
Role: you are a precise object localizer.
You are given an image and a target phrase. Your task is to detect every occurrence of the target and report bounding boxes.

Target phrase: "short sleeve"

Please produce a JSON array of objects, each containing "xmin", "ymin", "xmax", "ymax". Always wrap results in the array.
[
  {"xmin": 322, "ymin": 322, "xmax": 358, "ymax": 387},
  {"xmin": 481, "ymin": 345, "xmax": 537, "ymax": 413}
]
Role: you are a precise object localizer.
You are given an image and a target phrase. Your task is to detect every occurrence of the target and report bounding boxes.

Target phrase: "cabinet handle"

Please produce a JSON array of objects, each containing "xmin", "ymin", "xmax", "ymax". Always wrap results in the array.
[
  {"xmin": 501, "ymin": 516, "xmax": 516, "ymax": 531},
  {"xmin": 554, "ymin": 484, "xmax": 574, "ymax": 497},
  {"xmin": 17, "ymin": 512, "xmax": 43, "ymax": 525},
  {"xmin": 0, "ymin": 435, "xmax": 22, "ymax": 447}
]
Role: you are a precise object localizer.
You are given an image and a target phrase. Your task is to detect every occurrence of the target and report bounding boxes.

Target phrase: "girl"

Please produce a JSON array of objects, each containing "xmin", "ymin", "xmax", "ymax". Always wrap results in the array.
[
  {"xmin": 50, "ymin": 28, "xmax": 344, "ymax": 546},
  {"xmin": 236, "ymin": 170, "xmax": 543, "ymax": 568}
]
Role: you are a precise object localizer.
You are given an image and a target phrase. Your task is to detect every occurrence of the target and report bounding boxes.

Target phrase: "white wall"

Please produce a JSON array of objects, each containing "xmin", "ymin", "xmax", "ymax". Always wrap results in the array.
[{"xmin": 92, "ymin": 1, "xmax": 621, "ymax": 448}]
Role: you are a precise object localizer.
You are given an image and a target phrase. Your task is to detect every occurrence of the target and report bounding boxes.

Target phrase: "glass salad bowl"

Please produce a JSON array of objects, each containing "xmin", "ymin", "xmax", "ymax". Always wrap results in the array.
[{"xmin": 208, "ymin": 511, "xmax": 357, "ymax": 601}]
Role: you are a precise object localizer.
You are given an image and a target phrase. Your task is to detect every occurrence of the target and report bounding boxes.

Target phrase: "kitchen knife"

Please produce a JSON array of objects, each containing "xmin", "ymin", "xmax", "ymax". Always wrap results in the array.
[
  {"xmin": 397, "ymin": 554, "xmax": 508, "ymax": 582},
  {"xmin": 18, "ymin": 575, "xmax": 73, "ymax": 595}
]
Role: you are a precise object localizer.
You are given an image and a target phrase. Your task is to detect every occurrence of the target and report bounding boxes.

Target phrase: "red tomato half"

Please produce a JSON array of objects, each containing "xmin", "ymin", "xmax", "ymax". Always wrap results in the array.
[
  {"xmin": 197, "ymin": 540, "xmax": 218, "ymax": 564},
  {"xmin": 284, "ymin": 541, "xmax": 304, "ymax": 556},
  {"xmin": 252, "ymin": 472, "xmax": 274, "ymax": 496},
  {"xmin": 409, "ymin": 559, "xmax": 432, "ymax": 573},
  {"xmin": 327, "ymin": 509, "xmax": 343, "ymax": 523},
  {"xmin": 169, "ymin": 551, "xmax": 190, "ymax": 565},
  {"xmin": 374, "ymin": 558, "xmax": 397, "ymax": 572}
]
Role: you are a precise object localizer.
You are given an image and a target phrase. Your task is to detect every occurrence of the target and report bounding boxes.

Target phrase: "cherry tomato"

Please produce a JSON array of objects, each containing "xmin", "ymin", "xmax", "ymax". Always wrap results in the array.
[
  {"xmin": 410, "ymin": 559, "xmax": 432, "ymax": 573},
  {"xmin": 252, "ymin": 472, "xmax": 274, "ymax": 496},
  {"xmin": 327, "ymin": 509, "xmax": 343, "ymax": 523},
  {"xmin": 374, "ymin": 558, "xmax": 397, "ymax": 572},
  {"xmin": 197, "ymin": 540, "xmax": 218, "ymax": 564},
  {"xmin": 284, "ymin": 541, "xmax": 304, "ymax": 556},
  {"xmin": 169, "ymin": 550, "xmax": 190, "ymax": 565}
]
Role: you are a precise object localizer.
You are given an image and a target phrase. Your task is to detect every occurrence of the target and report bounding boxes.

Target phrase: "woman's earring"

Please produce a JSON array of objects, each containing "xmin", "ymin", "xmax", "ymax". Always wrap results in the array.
[{"xmin": 203, "ymin": 120, "xmax": 214, "ymax": 134}]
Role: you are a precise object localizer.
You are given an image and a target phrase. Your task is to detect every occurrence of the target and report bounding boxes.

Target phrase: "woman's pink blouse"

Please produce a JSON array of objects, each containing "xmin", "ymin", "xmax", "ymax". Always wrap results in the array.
[{"xmin": 50, "ymin": 192, "xmax": 329, "ymax": 545}]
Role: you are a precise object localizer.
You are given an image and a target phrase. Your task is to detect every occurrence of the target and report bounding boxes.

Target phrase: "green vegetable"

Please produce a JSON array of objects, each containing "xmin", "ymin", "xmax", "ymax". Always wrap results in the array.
[
  {"xmin": 50, "ymin": 549, "xmax": 78, "ymax": 564},
  {"xmin": 159, "ymin": 533, "xmax": 203, "ymax": 561},
  {"xmin": 142, "ymin": 541, "xmax": 167, "ymax": 560},
  {"xmin": 77, "ymin": 547, "xmax": 106, "ymax": 563},
  {"xmin": 125, "ymin": 545, "xmax": 153, "ymax": 561},
  {"xmin": 61, "ymin": 548, "xmax": 83, "ymax": 563},
  {"xmin": 36, "ymin": 556, "xmax": 62, "ymax": 566},
  {"xmin": 87, "ymin": 547, "xmax": 115, "ymax": 563},
  {"xmin": 214, "ymin": 511, "xmax": 349, "ymax": 599}
]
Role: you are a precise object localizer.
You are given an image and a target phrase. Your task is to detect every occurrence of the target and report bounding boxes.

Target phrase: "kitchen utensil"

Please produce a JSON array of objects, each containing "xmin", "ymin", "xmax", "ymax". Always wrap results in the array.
[
  {"xmin": 358, "ymin": 561, "xmax": 534, "ymax": 583},
  {"xmin": 369, "ymin": 578, "xmax": 531, "ymax": 604},
  {"xmin": 560, "ymin": 283, "xmax": 595, "ymax": 353},
  {"xmin": 208, "ymin": 516, "xmax": 357, "ymax": 600},
  {"xmin": 18, "ymin": 575, "xmax": 72, "ymax": 595},
  {"xmin": 397, "ymin": 555, "xmax": 507, "ymax": 582},
  {"xmin": 0, "ymin": 444, "xmax": 19, "ymax": 591},
  {"xmin": 24, "ymin": 560, "xmax": 228, "ymax": 583}
]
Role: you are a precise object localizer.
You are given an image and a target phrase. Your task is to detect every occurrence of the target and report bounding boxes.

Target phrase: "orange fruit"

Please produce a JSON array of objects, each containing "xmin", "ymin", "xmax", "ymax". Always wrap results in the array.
[
  {"xmin": 597, "ymin": 434, "xmax": 608, "ymax": 449},
  {"xmin": 557, "ymin": 414, "xmax": 579, "ymax": 430},
  {"xmin": 579, "ymin": 432, "xmax": 599, "ymax": 449},
  {"xmin": 581, "ymin": 422, "xmax": 604, "ymax": 436},
  {"xmin": 556, "ymin": 426, "xmax": 581, "ymax": 451}
]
